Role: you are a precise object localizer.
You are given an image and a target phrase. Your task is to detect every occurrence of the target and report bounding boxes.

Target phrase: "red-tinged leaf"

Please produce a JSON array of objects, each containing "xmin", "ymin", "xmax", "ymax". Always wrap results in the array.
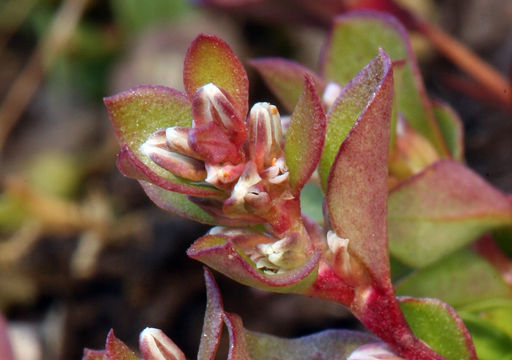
[
  {"xmin": 399, "ymin": 297, "xmax": 477, "ymax": 360},
  {"xmin": 139, "ymin": 181, "xmax": 215, "ymax": 225},
  {"xmin": 105, "ymin": 86, "xmax": 218, "ymax": 195},
  {"xmin": 116, "ymin": 144, "xmax": 221, "ymax": 197},
  {"xmin": 105, "ymin": 330, "xmax": 138, "ymax": 360},
  {"xmin": 198, "ymin": 268, "xmax": 225, "ymax": 360},
  {"xmin": 320, "ymin": 12, "xmax": 448, "ymax": 156},
  {"xmin": 432, "ymin": 99, "xmax": 465, "ymax": 161},
  {"xmin": 184, "ymin": 34, "xmax": 249, "ymax": 119},
  {"xmin": 0, "ymin": 314, "xmax": 14, "ymax": 360},
  {"xmin": 223, "ymin": 313, "xmax": 252, "ymax": 360},
  {"xmin": 325, "ymin": 49, "xmax": 394, "ymax": 288},
  {"xmin": 248, "ymin": 58, "xmax": 326, "ymax": 112},
  {"xmin": 319, "ymin": 48, "xmax": 390, "ymax": 189},
  {"xmin": 285, "ymin": 76, "xmax": 326, "ymax": 196},
  {"xmin": 82, "ymin": 349, "xmax": 106, "ymax": 360},
  {"xmin": 388, "ymin": 160, "xmax": 512, "ymax": 268},
  {"xmin": 187, "ymin": 235, "xmax": 320, "ymax": 293}
]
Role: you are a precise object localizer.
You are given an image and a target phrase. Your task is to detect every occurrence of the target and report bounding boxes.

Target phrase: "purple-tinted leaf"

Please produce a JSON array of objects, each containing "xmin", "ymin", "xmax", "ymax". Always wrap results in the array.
[
  {"xmin": 223, "ymin": 313, "xmax": 252, "ymax": 360},
  {"xmin": 285, "ymin": 76, "xmax": 326, "ymax": 196},
  {"xmin": 82, "ymin": 349, "xmax": 106, "ymax": 360},
  {"xmin": 399, "ymin": 297, "xmax": 477, "ymax": 360},
  {"xmin": 184, "ymin": 34, "xmax": 249, "ymax": 119},
  {"xmin": 105, "ymin": 330, "xmax": 138, "ymax": 360},
  {"xmin": 106, "ymin": 86, "xmax": 219, "ymax": 195},
  {"xmin": 432, "ymin": 99, "xmax": 464, "ymax": 161},
  {"xmin": 248, "ymin": 58, "xmax": 325, "ymax": 112},
  {"xmin": 197, "ymin": 268, "xmax": 225, "ymax": 360},
  {"xmin": 187, "ymin": 234, "xmax": 320, "ymax": 293},
  {"xmin": 116, "ymin": 144, "xmax": 221, "ymax": 197},
  {"xmin": 0, "ymin": 314, "xmax": 13, "ymax": 360},
  {"xmin": 189, "ymin": 122, "xmax": 243, "ymax": 164},
  {"xmin": 139, "ymin": 181, "xmax": 215, "ymax": 225},
  {"xmin": 326, "ymin": 49, "xmax": 394, "ymax": 288},
  {"xmin": 320, "ymin": 12, "xmax": 448, "ymax": 155},
  {"xmin": 389, "ymin": 160, "xmax": 512, "ymax": 267},
  {"xmin": 245, "ymin": 329, "xmax": 379, "ymax": 360}
]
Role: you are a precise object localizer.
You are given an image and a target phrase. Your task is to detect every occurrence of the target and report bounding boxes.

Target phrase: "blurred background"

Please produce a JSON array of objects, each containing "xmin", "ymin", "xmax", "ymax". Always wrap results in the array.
[{"xmin": 0, "ymin": 0, "xmax": 511, "ymax": 359}]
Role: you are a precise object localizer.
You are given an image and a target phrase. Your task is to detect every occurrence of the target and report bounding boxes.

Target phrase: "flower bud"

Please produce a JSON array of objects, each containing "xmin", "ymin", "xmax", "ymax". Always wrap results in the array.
[
  {"xmin": 192, "ymin": 83, "xmax": 246, "ymax": 146},
  {"xmin": 204, "ymin": 162, "xmax": 246, "ymax": 188},
  {"xmin": 255, "ymin": 234, "xmax": 307, "ymax": 271},
  {"xmin": 322, "ymin": 81, "xmax": 343, "ymax": 109},
  {"xmin": 388, "ymin": 116, "xmax": 440, "ymax": 180},
  {"xmin": 327, "ymin": 231, "xmax": 368, "ymax": 287},
  {"xmin": 139, "ymin": 328, "xmax": 186, "ymax": 360},
  {"xmin": 223, "ymin": 161, "xmax": 262, "ymax": 217},
  {"xmin": 165, "ymin": 126, "xmax": 199, "ymax": 159},
  {"xmin": 247, "ymin": 102, "xmax": 283, "ymax": 171},
  {"xmin": 347, "ymin": 342, "xmax": 404, "ymax": 360},
  {"xmin": 141, "ymin": 130, "xmax": 206, "ymax": 181}
]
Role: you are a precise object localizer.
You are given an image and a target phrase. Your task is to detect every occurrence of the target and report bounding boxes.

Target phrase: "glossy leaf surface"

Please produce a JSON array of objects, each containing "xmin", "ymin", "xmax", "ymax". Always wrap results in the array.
[
  {"xmin": 285, "ymin": 76, "xmax": 326, "ymax": 195},
  {"xmin": 399, "ymin": 297, "xmax": 477, "ymax": 360},
  {"xmin": 326, "ymin": 49, "xmax": 393, "ymax": 287},
  {"xmin": 389, "ymin": 160, "xmax": 512, "ymax": 267}
]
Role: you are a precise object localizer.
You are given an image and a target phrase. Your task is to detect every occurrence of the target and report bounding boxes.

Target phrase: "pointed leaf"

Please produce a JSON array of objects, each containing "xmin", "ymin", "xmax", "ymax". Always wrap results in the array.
[
  {"xmin": 106, "ymin": 86, "xmax": 218, "ymax": 196},
  {"xmin": 187, "ymin": 235, "xmax": 320, "ymax": 293},
  {"xmin": 319, "ymin": 49, "xmax": 391, "ymax": 189},
  {"xmin": 432, "ymin": 99, "xmax": 464, "ymax": 161},
  {"xmin": 139, "ymin": 181, "xmax": 215, "ymax": 225},
  {"xmin": 325, "ymin": 49, "xmax": 393, "ymax": 287},
  {"xmin": 184, "ymin": 34, "xmax": 248, "ymax": 118},
  {"xmin": 248, "ymin": 58, "xmax": 325, "ymax": 112},
  {"xmin": 197, "ymin": 268, "xmax": 225, "ymax": 360},
  {"xmin": 285, "ymin": 76, "xmax": 326, "ymax": 195},
  {"xmin": 105, "ymin": 330, "xmax": 138, "ymax": 360},
  {"xmin": 388, "ymin": 160, "xmax": 512, "ymax": 267},
  {"xmin": 399, "ymin": 297, "xmax": 477, "ymax": 360},
  {"xmin": 246, "ymin": 329, "xmax": 379, "ymax": 360},
  {"xmin": 320, "ymin": 12, "xmax": 448, "ymax": 155},
  {"xmin": 395, "ymin": 249, "xmax": 512, "ymax": 308}
]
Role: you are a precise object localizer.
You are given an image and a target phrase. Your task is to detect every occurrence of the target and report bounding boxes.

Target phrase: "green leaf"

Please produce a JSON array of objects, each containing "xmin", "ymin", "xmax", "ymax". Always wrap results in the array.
[
  {"xmin": 320, "ymin": 13, "xmax": 448, "ymax": 155},
  {"xmin": 299, "ymin": 182, "xmax": 324, "ymax": 224},
  {"xmin": 325, "ymin": 49, "xmax": 394, "ymax": 286},
  {"xmin": 461, "ymin": 299, "xmax": 512, "ymax": 339},
  {"xmin": 183, "ymin": 34, "xmax": 249, "ymax": 119},
  {"xmin": 245, "ymin": 329, "xmax": 379, "ymax": 360},
  {"xmin": 285, "ymin": 76, "xmax": 326, "ymax": 195},
  {"xmin": 248, "ymin": 58, "xmax": 325, "ymax": 113},
  {"xmin": 389, "ymin": 160, "xmax": 512, "ymax": 267},
  {"xmin": 395, "ymin": 249, "xmax": 512, "ymax": 308},
  {"xmin": 399, "ymin": 297, "xmax": 477, "ymax": 360},
  {"xmin": 459, "ymin": 312, "xmax": 512, "ymax": 360},
  {"xmin": 139, "ymin": 181, "xmax": 215, "ymax": 225},
  {"xmin": 432, "ymin": 99, "xmax": 464, "ymax": 161}
]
